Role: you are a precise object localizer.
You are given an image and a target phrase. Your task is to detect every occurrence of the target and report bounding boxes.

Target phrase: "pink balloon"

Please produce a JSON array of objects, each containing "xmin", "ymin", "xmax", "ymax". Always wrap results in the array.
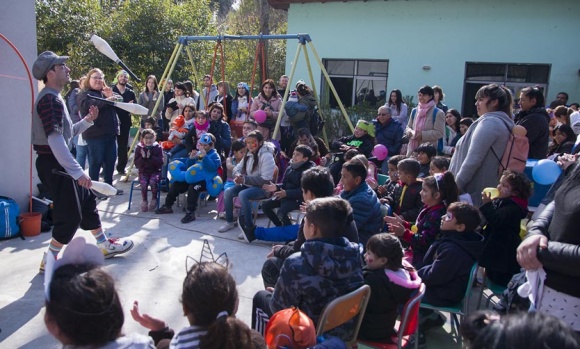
[
  {"xmin": 373, "ymin": 144, "xmax": 388, "ymax": 161},
  {"xmin": 254, "ymin": 110, "xmax": 267, "ymax": 124}
]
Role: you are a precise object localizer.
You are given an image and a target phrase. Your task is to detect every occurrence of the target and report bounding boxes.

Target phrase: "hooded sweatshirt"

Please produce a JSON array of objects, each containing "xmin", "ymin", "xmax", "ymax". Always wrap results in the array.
[
  {"xmin": 359, "ymin": 261, "xmax": 422, "ymax": 342},
  {"xmin": 233, "ymin": 141, "xmax": 276, "ymax": 187},
  {"xmin": 515, "ymin": 106, "xmax": 550, "ymax": 159},
  {"xmin": 480, "ymin": 197, "xmax": 528, "ymax": 278},
  {"xmin": 418, "ymin": 230, "xmax": 483, "ymax": 306},
  {"xmin": 271, "ymin": 237, "xmax": 364, "ymax": 324}
]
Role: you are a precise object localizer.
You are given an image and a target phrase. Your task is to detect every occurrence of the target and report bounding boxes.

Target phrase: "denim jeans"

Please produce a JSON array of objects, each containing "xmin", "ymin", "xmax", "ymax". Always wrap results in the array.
[
  {"xmin": 86, "ymin": 136, "xmax": 118, "ymax": 185},
  {"xmin": 224, "ymin": 184, "xmax": 267, "ymax": 227},
  {"xmin": 75, "ymin": 137, "xmax": 89, "ymax": 170}
]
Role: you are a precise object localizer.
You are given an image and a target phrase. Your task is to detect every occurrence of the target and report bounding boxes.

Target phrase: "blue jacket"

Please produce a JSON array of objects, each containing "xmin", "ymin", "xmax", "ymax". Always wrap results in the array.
[
  {"xmin": 373, "ymin": 118, "xmax": 403, "ymax": 157},
  {"xmin": 340, "ymin": 182, "xmax": 383, "ymax": 246},
  {"xmin": 208, "ymin": 119, "xmax": 232, "ymax": 158}
]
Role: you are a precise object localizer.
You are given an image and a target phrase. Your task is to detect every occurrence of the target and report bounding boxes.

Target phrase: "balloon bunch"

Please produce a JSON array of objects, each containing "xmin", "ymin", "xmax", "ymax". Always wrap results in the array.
[{"xmin": 168, "ymin": 159, "xmax": 224, "ymax": 197}]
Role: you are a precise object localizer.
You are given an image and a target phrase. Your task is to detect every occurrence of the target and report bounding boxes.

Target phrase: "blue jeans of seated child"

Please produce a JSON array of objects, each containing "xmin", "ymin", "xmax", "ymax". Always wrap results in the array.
[
  {"xmin": 255, "ymin": 224, "xmax": 299, "ymax": 242},
  {"xmin": 224, "ymin": 185, "xmax": 267, "ymax": 228}
]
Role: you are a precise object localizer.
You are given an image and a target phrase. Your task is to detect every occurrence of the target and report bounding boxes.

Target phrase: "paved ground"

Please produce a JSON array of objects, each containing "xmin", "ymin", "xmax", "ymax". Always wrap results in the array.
[{"xmin": 0, "ymin": 174, "xmax": 487, "ymax": 348}]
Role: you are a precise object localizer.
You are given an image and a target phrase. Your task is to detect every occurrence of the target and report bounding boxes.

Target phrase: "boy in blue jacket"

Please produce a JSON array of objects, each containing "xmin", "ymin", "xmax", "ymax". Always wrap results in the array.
[{"xmin": 156, "ymin": 133, "xmax": 221, "ymax": 223}]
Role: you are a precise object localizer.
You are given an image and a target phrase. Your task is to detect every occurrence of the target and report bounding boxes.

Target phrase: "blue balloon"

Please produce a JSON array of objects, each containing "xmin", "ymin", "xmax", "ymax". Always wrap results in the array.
[
  {"xmin": 168, "ymin": 160, "xmax": 187, "ymax": 182},
  {"xmin": 532, "ymin": 159, "xmax": 562, "ymax": 185}
]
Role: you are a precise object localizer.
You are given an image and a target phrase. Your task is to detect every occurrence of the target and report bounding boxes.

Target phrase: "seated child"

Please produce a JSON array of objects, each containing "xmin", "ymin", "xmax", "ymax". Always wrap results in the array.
[
  {"xmin": 415, "ymin": 143, "xmax": 437, "ymax": 178},
  {"xmin": 418, "ymin": 202, "xmax": 483, "ymax": 334},
  {"xmin": 44, "ymin": 237, "xmax": 155, "ymax": 348},
  {"xmin": 383, "ymin": 158, "xmax": 423, "ymax": 223},
  {"xmin": 252, "ymin": 197, "xmax": 364, "ymax": 337},
  {"xmin": 134, "ymin": 129, "xmax": 164, "ymax": 212},
  {"xmin": 480, "ymin": 170, "xmax": 531, "ymax": 287},
  {"xmin": 339, "ymin": 160, "xmax": 383, "ymax": 247},
  {"xmin": 160, "ymin": 114, "xmax": 188, "ymax": 151},
  {"xmin": 144, "ymin": 116, "xmax": 163, "ymax": 142},
  {"xmin": 376, "ymin": 155, "xmax": 405, "ymax": 215},
  {"xmin": 132, "ymin": 261, "xmax": 264, "ymax": 349},
  {"xmin": 358, "ymin": 233, "xmax": 422, "ymax": 343},
  {"xmin": 259, "ymin": 167, "xmax": 359, "ymax": 287},
  {"xmin": 386, "ymin": 172, "xmax": 459, "ymax": 268},
  {"xmin": 333, "ymin": 149, "xmax": 360, "ymax": 194},
  {"xmin": 258, "ymin": 145, "xmax": 315, "ymax": 227},
  {"xmin": 351, "ymin": 154, "xmax": 379, "ymax": 189},
  {"xmin": 156, "ymin": 133, "xmax": 221, "ymax": 224},
  {"xmin": 429, "ymin": 156, "xmax": 450, "ymax": 176},
  {"xmin": 217, "ymin": 140, "xmax": 246, "ymax": 219}
]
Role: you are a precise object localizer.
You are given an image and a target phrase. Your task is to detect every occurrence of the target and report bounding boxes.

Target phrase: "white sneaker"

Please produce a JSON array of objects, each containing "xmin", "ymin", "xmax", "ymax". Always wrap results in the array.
[
  {"xmin": 99, "ymin": 238, "xmax": 134, "ymax": 259},
  {"xmin": 217, "ymin": 222, "xmax": 236, "ymax": 233}
]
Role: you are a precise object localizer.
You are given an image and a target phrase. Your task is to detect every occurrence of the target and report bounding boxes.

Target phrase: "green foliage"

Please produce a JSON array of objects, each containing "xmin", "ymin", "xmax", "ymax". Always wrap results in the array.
[{"xmin": 36, "ymin": 0, "xmax": 216, "ymax": 92}]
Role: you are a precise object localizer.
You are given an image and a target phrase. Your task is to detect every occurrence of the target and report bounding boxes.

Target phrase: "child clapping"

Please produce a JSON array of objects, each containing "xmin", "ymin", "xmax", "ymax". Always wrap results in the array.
[{"xmin": 134, "ymin": 129, "xmax": 164, "ymax": 211}]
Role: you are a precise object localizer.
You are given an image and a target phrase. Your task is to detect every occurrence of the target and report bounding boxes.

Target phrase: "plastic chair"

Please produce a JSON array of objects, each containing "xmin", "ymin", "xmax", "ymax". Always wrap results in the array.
[
  {"xmin": 127, "ymin": 177, "xmax": 167, "ymax": 210},
  {"xmin": 316, "ymin": 284, "xmax": 371, "ymax": 347},
  {"xmin": 476, "ymin": 269, "xmax": 507, "ymax": 309},
  {"xmin": 419, "ymin": 262, "xmax": 478, "ymax": 346},
  {"xmin": 357, "ymin": 283, "xmax": 426, "ymax": 349},
  {"xmin": 377, "ymin": 174, "xmax": 389, "ymax": 186}
]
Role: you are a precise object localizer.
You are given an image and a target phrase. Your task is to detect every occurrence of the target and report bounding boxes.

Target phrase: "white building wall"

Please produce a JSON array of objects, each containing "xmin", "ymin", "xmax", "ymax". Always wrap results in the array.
[
  {"xmin": 0, "ymin": 1, "xmax": 38, "ymax": 211},
  {"xmin": 286, "ymin": 0, "xmax": 580, "ymax": 112}
]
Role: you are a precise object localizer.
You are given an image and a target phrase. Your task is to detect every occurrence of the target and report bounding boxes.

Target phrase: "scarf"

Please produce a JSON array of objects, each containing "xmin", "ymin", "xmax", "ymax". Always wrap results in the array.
[
  {"xmin": 409, "ymin": 100, "xmax": 436, "ymax": 152},
  {"xmin": 195, "ymin": 120, "xmax": 209, "ymax": 131}
]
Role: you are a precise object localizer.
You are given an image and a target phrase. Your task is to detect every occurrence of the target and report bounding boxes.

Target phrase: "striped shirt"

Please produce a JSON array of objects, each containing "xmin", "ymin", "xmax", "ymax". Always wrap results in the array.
[{"xmin": 170, "ymin": 325, "xmax": 207, "ymax": 349}]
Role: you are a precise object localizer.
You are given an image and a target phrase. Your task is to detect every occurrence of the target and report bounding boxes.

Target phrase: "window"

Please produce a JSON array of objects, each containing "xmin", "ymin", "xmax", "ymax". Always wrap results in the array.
[
  {"xmin": 321, "ymin": 59, "xmax": 389, "ymax": 108},
  {"xmin": 463, "ymin": 62, "xmax": 551, "ymax": 118}
]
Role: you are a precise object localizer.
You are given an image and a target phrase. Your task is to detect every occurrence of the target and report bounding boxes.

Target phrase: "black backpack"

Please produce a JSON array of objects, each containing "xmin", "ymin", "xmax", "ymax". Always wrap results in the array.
[{"xmin": 309, "ymin": 107, "xmax": 324, "ymax": 136}]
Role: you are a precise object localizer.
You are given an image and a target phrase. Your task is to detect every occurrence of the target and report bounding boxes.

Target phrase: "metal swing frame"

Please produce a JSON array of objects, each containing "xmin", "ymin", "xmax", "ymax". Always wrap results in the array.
[{"xmin": 122, "ymin": 33, "xmax": 354, "ymax": 181}]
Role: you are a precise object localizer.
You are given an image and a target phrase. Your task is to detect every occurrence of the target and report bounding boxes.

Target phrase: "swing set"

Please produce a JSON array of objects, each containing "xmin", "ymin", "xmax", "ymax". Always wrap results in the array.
[{"xmin": 123, "ymin": 33, "xmax": 354, "ymax": 181}]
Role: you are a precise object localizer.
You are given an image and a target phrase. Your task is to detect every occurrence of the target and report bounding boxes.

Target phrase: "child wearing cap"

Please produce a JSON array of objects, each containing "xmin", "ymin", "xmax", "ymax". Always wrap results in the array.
[
  {"xmin": 329, "ymin": 119, "xmax": 376, "ymax": 184},
  {"xmin": 156, "ymin": 133, "xmax": 221, "ymax": 223}
]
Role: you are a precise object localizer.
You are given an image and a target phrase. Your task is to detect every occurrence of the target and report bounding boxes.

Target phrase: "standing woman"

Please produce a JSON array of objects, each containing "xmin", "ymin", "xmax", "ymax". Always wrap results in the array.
[
  {"xmin": 433, "ymin": 85, "xmax": 449, "ymax": 113},
  {"xmin": 218, "ymin": 130, "xmax": 276, "ymax": 233},
  {"xmin": 165, "ymin": 82, "xmax": 195, "ymax": 127},
  {"xmin": 250, "ymin": 79, "xmax": 282, "ymax": 140},
  {"xmin": 449, "ymin": 84, "xmax": 514, "ymax": 206},
  {"xmin": 138, "ymin": 75, "xmax": 164, "ymax": 128},
  {"xmin": 438, "ymin": 108, "xmax": 462, "ymax": 156},
  {"xmin": 386, "ymin": 89, "xmax": 408, "ymax": 131},
  {"xmin": 517, "ymin": 160, "xmax": 580, "ymax": 332},
  {"xmin": 231, "ymin": 82, "xmax": 252, "ymax": 139},
  {"xmin": 77, "ymin": 68, "xmax": 122, "ymax": 194},
  {"xmin": 405, "ymin": 85, "xmax": 445, "ymax": 156}
]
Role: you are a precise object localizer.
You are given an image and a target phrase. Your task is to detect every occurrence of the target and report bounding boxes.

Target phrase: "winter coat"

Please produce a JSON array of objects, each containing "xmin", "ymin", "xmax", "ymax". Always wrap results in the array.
[
  {"xmin": 234, "ymin": 141, "xmax": 276, "ymax": 187},
  {"xmin": 340, "ymin": 182, "xmax": 383, "ymax": 247},
  {"xmin": 480, "ymin": 197, "xmax": 528, "ymax": 278},
  {"xmin": 138, "ymin": 91, "xmax": 164, "ymax": 122},
  {"xmin": 134, "ymin": 142, "xmax": 163, "ymax": 174},
  {"xmin": 401, "ymin": 203, "xmax": 447, "ymax": 269},
  {"xmin": 250, "ymin": 93, "xmax": 282, "ymax": 129},
  {"xmin": 386, "ymin": 181, "xmax": 423, "ymax": 223},
  {"xmin": 359, "ymin": 263, "xmax": 421, "ymax": 342},
  {"xmin": 405, "ymin": 105, "xmax": 445, "ymax": 156},
  {"xmin": 530, "ymin": 188, "xmax": 580, "ymax": 298},
  {"xmin": 449, "ymin": 111, "xmax": 513, "ymax": 206},
  {"xmin": 213, "ymin": 93, "xmax": 233, "ymax": 120},
  {"xmin": 77, "ymin": 89, "xmax": 119, "ymax": 139},
  {"xmin": 271, "ymin": 237, "xmax": 364, "ymax": 325},
  {"xmin": 418, "ymin": 230, "xmax": 483, "ymax": 306},
  {"xmin": 515, "ymin": 107, "xmax": 550, "ymax": 159},
  {"xmin": 62, "ymin": 333, "xmax": 155, "ymax": 349},
  {"xmin": 287, "ymin": 93, "xmax": 317, "ymax": 129},
  {"xmin": 373, "ymin": 118, "xmax": 403, "ymax": 157},
  {"xmin": 208, "ymin": 118, "xmax": 232, "ymax": 157},
  {"xmin": 279, "ymin": 161, "xmax": 316, "ymax": 201},
  {"xmin": 331, "ymin": 134, "xmax": 374, "ymax": 158}
]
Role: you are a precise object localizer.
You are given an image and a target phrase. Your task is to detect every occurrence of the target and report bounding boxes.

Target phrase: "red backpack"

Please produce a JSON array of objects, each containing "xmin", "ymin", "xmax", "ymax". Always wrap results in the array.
[{"xmin": 492, "ymin": 122, "xmax": 529, "ymax": 175}]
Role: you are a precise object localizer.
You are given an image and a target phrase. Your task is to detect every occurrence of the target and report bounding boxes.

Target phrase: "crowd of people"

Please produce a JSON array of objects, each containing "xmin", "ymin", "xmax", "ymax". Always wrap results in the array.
[{"xmin": 31, "ymin": 49, "xmax": 580, "ymax": 348}]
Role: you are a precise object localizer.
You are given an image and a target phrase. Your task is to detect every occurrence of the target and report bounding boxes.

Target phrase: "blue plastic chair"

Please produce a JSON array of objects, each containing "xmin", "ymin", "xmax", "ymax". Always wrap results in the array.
[{"xmin": 127, "ymin": 177, "xmax": 167, "ymax": 211}]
